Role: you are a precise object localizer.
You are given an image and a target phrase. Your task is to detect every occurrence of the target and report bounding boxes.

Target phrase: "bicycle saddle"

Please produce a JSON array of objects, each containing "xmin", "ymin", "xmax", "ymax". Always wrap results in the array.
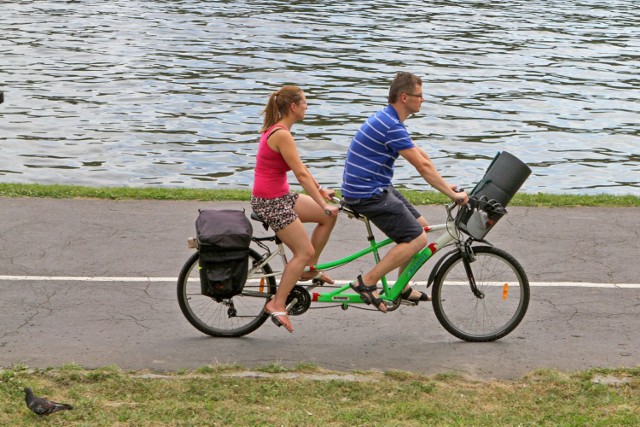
[
  {"xmin": 250, "ymin": 211, "xmax": 270, "ymax": 231},
  {"xmin": 338, "ymin": 197, "xmax": 362, "ymax": 219}
]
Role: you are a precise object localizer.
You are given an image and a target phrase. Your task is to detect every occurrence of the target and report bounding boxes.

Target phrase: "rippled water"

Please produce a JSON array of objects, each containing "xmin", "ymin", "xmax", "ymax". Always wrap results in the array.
[{"xmin": 1, "ymin": 0, "xmax": 638, "ymax": 195}]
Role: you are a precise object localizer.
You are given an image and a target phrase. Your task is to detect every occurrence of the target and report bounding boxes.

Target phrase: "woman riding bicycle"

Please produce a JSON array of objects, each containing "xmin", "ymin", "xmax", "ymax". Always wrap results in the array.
[{"xmin": 250, "ymin": 85, "xmax": 339, "ymax": 333}]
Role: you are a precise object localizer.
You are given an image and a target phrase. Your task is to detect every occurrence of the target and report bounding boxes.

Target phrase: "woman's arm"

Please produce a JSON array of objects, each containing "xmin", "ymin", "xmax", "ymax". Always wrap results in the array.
[{"xmin": 273, "ymin": 132, "xmax": 331, "ymax": 209}]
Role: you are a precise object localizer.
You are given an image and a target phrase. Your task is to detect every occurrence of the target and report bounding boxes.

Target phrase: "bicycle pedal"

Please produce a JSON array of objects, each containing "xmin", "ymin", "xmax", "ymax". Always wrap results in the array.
[{"xmin": 399, "ymin": 300, "xmax": 418, "ymax": 307}]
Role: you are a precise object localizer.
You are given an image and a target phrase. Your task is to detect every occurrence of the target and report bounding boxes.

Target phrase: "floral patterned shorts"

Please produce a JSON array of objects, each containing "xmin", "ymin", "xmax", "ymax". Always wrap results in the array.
[{"xmin": 250, "ymin": 192, "xmax": 299, "ymax": 232}]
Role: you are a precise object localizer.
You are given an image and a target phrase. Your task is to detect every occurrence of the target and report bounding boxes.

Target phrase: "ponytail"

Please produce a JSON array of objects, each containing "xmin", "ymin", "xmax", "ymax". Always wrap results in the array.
[{"xmin": 261, "ymin": 85, "xmax": 303, "ymax": 132}]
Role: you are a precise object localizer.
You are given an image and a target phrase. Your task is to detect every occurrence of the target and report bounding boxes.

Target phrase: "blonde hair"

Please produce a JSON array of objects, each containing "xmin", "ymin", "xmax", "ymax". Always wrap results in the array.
[{"xmin": 261, "ymin": 85, "xmax": 304, "ymax": 132}]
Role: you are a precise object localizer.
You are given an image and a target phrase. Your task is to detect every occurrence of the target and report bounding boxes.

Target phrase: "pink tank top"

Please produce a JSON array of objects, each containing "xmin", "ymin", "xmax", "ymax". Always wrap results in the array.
[{"xmin": 252, "ymin": 124, "xmax": 291, "ymax": 198}]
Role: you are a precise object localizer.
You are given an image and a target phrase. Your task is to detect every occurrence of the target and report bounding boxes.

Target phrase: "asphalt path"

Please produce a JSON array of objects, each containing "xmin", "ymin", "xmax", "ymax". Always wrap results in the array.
[{"xmin": 1, "ymin": 198, "xmax": 638, "ymax": 380}]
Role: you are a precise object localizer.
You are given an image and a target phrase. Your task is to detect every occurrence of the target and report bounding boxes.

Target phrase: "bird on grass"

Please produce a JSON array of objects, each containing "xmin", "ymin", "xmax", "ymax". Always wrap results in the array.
[{"xmin": 24, "ymin": 387, "xmax": 73, "ymax": 416}]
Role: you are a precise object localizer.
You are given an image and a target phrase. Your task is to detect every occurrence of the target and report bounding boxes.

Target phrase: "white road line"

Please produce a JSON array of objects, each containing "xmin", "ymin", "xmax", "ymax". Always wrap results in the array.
[
  {"xmin": 0, "ymin": 276, "xmax": 177, "ymax": 282},
  {"xmin": 0, "ymin": 276, "xmax": 638, "ymax": 288}
]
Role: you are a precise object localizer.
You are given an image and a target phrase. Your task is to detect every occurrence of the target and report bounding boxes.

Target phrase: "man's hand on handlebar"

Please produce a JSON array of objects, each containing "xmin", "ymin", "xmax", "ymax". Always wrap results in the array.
[
  {"xmin": 454, "ymin": 193, "xmax": 469, "ymax": 206},
  {"xmin": 451, "ymin": 185, "xmax": 469, "ymax": 206}
]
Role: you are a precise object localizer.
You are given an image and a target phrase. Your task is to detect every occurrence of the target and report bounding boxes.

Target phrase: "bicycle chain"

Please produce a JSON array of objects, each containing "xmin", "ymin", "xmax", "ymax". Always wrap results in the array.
[{"xmin": 286, "ymin": 282, "xmax": 407, "ymax": 313}]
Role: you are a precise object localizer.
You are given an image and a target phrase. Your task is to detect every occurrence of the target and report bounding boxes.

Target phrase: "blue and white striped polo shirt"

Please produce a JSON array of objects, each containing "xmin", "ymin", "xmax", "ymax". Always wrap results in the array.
[{"xmin": 341, "ymin": 105, "xmax": 415, "ymax": 198}]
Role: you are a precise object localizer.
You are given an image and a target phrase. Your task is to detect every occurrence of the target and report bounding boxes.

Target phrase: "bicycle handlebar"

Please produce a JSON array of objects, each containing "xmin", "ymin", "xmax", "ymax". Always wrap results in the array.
[
  {"xmin": 323, "ymin": 196, "xmax": 343, "ymax": 216},
  {"xmin": 446, "ymin": 187, "xmax": 466, "ymax": 213}
]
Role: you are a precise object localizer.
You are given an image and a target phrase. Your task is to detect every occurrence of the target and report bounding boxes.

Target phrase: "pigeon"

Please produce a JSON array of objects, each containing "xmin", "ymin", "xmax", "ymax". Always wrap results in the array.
[{"xmin": 24, "ymin": 387, "xmax": 73, "ymax": 416}]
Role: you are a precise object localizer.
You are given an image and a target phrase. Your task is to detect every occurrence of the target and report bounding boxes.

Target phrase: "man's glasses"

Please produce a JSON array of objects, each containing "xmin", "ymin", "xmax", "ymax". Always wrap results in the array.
[{"xmin": 406, "ymin": 93, "xmax": 424, "ymax": 99}]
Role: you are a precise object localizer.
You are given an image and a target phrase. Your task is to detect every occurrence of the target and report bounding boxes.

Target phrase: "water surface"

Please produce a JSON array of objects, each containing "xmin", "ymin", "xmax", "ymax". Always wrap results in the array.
[{"xmin": 1, "ymin": 0, "xmax": 638, "ymax": 195}]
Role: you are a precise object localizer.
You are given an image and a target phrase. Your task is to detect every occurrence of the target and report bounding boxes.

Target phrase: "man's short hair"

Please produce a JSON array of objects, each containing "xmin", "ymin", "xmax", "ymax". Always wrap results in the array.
[{"xmin": 388, "ymin": 72, "xmax": 422, "ymax": 103}]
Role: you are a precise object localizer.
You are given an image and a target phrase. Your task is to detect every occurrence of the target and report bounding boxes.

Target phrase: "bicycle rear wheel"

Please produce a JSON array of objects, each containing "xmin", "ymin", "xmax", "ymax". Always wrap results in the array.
[
  {"xmin": 177, "ymin": 248, "xmax": 277, "ymax": 337},
  {"xmin": 432, "ymin": 245, "xmax": 529, "ymax": 342}
]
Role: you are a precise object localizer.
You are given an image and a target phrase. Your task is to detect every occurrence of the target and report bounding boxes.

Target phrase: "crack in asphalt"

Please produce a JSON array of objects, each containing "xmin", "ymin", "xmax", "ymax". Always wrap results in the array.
[{"xmin": 0, "ymin": 308, "xmax": 39, "ymax": 340}]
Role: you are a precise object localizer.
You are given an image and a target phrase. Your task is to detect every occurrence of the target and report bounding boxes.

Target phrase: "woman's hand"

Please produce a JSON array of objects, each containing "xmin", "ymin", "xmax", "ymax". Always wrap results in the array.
[
  {"xmin": 323, "ymin": 204, "xmax": 340, "ymax": 216},
  {"xmin": 319, "ymin": 187, "xmax": 336, "ymax": 201}
]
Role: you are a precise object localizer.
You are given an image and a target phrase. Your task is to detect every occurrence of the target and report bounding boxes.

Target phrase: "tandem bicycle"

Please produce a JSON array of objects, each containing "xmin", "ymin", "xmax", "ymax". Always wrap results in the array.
[{"xmin": 177, "ymin": 193, "xmax": 530, "ymax": 342}]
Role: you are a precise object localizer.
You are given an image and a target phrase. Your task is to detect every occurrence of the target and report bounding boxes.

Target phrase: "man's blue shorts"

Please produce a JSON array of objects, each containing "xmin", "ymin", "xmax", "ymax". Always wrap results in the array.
[{"xmin": 344, "ymin": 187, "xmax": 424, "ymax": 244}]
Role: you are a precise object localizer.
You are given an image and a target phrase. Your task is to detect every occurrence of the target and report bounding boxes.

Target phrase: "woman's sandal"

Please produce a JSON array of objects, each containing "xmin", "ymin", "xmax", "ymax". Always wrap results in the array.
[
  {"xmin": 349, "ymin": 275, "xmax": 387, "ymax": 313},
  {"xmin": 265, "ymin": 309, "xmax": 294, "ymax": 333},
  {"xmin": 300, "ymin": 270, "xmax": 334, "ymax": 284},
  {"xmin": 400, "ymin": 286, "xmax": 432, "ymax": 304}
]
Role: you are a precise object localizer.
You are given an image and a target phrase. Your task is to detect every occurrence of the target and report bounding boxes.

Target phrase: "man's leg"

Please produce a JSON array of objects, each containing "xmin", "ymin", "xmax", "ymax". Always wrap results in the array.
[
  {"xmin": 345, "ymin": 189, "xmax": 427, "ymax": 311},
  {"xmin": 399, "ymin": 216, "xmax": 432, "ymax": 300},
  {"xmin": 361, "ymin": 231, "xmax": 427, "ymax": 286}
]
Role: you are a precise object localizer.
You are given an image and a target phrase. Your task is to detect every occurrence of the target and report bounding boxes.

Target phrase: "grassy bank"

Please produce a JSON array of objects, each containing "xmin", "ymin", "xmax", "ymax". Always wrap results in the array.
[
  {"xmin": 1, "ymin": 364, "xmax": 638, "ymax": 426},
  {"xmin": 1, "ymin": 183, "xmax": 639, "ymax": 207}
]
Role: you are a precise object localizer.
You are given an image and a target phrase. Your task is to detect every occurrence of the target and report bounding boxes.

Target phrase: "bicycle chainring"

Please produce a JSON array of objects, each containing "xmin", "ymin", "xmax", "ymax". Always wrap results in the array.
[
  {"xmin": 385, "ymin": 297, "xmax": 402, "ymax": 312},
  {"xmin": 286, "ymin": 285, "xmax": 312, "ymax": 316}
]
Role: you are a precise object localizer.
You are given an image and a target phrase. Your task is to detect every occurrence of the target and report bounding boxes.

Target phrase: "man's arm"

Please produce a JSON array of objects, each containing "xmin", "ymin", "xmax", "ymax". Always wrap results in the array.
[{"xmin": 399, "ymin": 146, "xmax": 468, "ymax": 204}]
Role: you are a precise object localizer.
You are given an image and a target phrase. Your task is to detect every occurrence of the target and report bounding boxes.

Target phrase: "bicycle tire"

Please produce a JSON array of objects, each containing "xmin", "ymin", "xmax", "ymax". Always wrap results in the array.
[
  {"xmin": 431, "ymin": 245, "xmax": 529, "ymax": 342},
  {"xmin": 177, "ymin": 248, "xmax": 277, "ymax": 337}
]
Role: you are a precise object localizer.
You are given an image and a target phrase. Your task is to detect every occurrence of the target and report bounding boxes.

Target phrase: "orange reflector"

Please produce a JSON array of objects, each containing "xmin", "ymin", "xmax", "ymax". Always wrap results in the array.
[
  {"xmin": 259, "ymin": 277, "xmax": 265, "ymax": 293},
  {"xmin": 502, "ymin": 283, "xmax": 509, "ymax": 300}
]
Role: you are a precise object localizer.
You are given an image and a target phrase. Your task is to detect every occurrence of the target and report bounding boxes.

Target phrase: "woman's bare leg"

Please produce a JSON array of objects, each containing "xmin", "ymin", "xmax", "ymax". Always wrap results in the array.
[
  {"xmin": 294, "ymin": 194, "xmax": 337, "ymax": 282},
  {"xmin": 294, "ymin": 194, "xmax": 337, "ymax": 264},
  {"xmin": 263, "ymin": 218, "xmax": 315, "ymax": 333}
]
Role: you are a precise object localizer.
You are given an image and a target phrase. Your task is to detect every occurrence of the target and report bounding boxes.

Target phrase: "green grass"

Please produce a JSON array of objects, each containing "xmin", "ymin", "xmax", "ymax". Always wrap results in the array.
[
  {"xmin": 0, "ymin": 183, "xmax": 249, "ymax": 202},
  {"xmin": 1, "ymin": 364, "xmax": 638, "ymax": 426},
  {"xmin": 1, "ymin": 183, "xmax": 638, "ymax": 207}
]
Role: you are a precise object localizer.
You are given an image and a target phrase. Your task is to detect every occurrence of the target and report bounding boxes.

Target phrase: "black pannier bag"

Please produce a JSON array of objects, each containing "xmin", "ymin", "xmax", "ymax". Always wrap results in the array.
[
  {"xmin": 456, "ymin": 151, "xmax": 531, "ymax": 240},
  {"xmin": 195, "ymin": 209, "xmax": 253, "ymax": 299}
]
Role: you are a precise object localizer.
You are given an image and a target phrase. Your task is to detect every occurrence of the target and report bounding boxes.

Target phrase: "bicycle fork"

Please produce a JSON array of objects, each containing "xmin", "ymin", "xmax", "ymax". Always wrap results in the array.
[{"xmin": 460, "ymin": 241, "xmax": 484, "ymax": 299}]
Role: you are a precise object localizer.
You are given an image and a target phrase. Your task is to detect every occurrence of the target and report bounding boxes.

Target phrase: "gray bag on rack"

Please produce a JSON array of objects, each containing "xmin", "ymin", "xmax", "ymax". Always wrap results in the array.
[
  {"xmin": 195, "ymin": 209, "xmax": 253, "ymax": 300},
  {"xmin": 456, "ymin": 151, "xmax": 531, "ymax": 240}
]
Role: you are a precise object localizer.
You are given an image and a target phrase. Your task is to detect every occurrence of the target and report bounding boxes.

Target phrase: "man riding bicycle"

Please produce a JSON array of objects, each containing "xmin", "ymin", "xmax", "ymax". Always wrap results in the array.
[{"xmin": 341, "ymin": 72, "xmax": 469, "ymax": 312}]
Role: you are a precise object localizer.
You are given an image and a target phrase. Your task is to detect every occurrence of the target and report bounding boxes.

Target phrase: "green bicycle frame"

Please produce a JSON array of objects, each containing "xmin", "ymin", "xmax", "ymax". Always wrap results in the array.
[{"xmin": 310, "ymin": 220, "xmax": 458, "ymax": 305}]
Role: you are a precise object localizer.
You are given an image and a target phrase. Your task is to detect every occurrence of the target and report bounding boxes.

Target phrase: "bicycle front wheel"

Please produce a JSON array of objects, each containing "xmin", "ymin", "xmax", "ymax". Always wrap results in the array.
[
  {"xmin": 432, "ymin": 245, "xmax": 529, "ymax": 342},
  {"xmin": 177, "ymin": 248, "xmax": 277, "ymax": 337}
]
